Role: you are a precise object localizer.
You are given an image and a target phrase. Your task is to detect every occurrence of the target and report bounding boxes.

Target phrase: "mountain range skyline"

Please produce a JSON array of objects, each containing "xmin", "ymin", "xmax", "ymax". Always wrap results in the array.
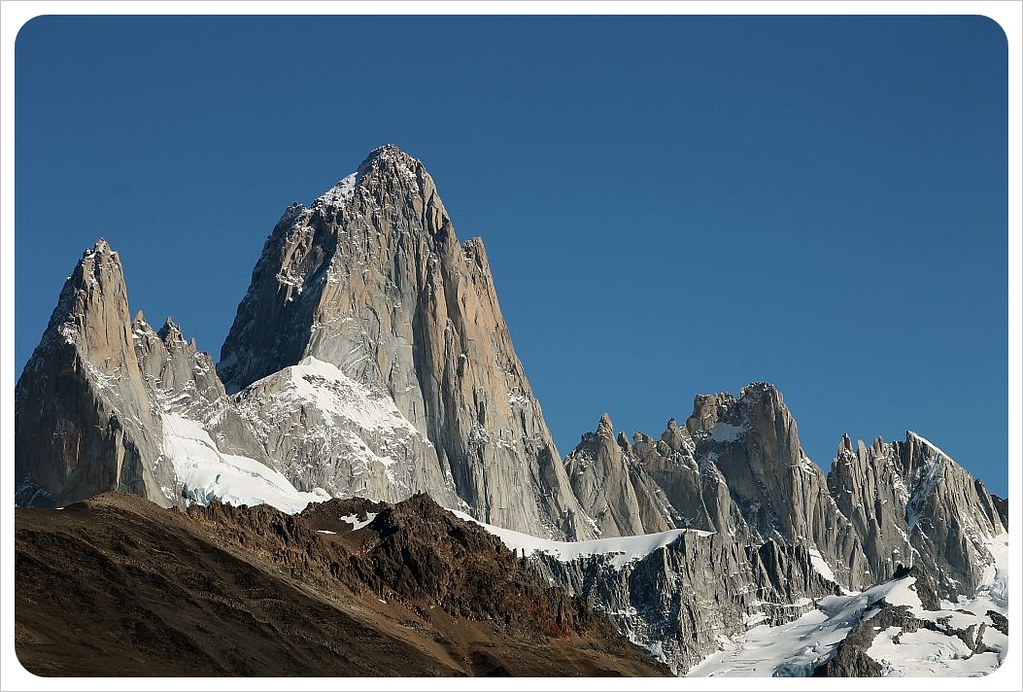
[
  {"xmin": 14, "ymin": 15, "xmax": 1009, "ymax": 495},
  {"xmin": 19, "ymin": 206, "xmax": 1006, "ymax": 496}
]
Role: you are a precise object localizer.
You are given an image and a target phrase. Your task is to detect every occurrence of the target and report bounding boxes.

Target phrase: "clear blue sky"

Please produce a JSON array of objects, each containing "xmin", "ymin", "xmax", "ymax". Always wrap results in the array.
[{"xmin": 15, "ymin": 15, "xmax": 1008, "ymax": 494}]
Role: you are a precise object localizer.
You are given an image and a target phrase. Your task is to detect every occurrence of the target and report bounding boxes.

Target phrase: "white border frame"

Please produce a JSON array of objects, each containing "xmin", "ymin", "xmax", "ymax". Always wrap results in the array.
[{"xmin": 2, "ymin": 3, "xmax": 1019, "ymax": 691}]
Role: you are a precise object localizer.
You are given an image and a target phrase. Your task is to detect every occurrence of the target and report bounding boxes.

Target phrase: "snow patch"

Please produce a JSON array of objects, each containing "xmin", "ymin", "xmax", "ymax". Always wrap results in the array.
[
  {"xmin": 450, "ymin": 510, "xmax": 711, "ymax": 569},
  {"xmin": 161, "ymin": 413, "xmax": 328, "ymax": 514},
  {"xmin": 339, "ymin": 512, "xmax": 378, "ymax": 531},
  {"xmin": 807, "ymin": 547, "xmax": 837, "ymax": 584},
  {"xmin": 315, "ymin": 172, "xmax": 358, "ymax": 208},
  {"xmin": 286, "ymin": 357, "xmax": 421, "ymax": 437},
  {"xmin": 708, "ymin": 422, "xmax": 745, "ymax": 443}
]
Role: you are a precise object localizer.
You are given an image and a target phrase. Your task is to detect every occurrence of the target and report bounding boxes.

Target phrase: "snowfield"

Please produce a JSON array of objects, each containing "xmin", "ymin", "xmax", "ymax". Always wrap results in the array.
[
  {"xmin": 450, "ymin": 509, "xmax": 711, "ymax": 569},
  {"xmin": 161, "ymin": 414, "xmax": 329, "ymax": 514}
]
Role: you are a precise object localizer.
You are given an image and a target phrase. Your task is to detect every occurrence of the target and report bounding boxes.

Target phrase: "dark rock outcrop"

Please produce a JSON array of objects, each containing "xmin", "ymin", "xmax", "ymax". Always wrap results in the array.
[{"xmin": 15, "ymin": 493, "xmax": 670, "ymax": 676}]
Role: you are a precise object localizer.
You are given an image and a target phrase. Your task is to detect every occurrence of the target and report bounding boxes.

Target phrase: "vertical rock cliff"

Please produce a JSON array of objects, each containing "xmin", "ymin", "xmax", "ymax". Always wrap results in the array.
[{"xmin": 218, "ymin": 145, "xmax": 591, "ymax": 539}]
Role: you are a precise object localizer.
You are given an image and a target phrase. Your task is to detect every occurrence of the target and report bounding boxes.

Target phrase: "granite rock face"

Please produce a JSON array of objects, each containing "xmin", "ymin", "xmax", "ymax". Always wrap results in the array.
[
  {"xmin": 683, "ymin": 384, "xmax": 869, "ymax": 589},
  {"xmin": 232, "ymin": 356, "xmax": 456, "ymax": 505},
  {"xmin": 15, "ymin": 241, "xmax": 309, "ymax": 511},
  {"xmin": 564, "ymin": 413, "xmax": 677, "ymax": 536},
  {"xmin": 15, "ymin": 241, "xmax": 172, "ymax": 508},
  {"xmin": 133, "ymin": 314, "xmax": 267, "ymax": 464},
  {"xmin": 566, "ymin": 384, "xmax": 870, "ymax": 588},
  {"xmin": 218, "ymin": 145, "xmax": 591, "ymax": 539},
  {"xmin": 828, "ymin": 431, "xmax": 1007, "ymax": 599}
]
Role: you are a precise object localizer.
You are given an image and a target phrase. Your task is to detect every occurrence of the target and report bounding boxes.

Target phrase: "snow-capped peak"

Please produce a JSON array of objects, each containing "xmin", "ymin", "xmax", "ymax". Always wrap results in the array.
[
  {"xmin": 314, "ymin": 171, "xmax": 358, "ymax": 208},
  {"xmin": 906, "ymin": 430, "xmax": 952, "ymax": 460}
]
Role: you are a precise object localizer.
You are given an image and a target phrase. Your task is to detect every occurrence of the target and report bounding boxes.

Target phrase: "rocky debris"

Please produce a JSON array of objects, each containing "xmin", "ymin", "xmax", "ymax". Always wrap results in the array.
[
  {"xmin": 15, "ymin": 493, "xmax": 670, "ymax": 676},
  {"xmin": 217, "ymin": 145, "xmax": 591, "ymax": 539},
  {"xmin": 813, "ymin": 591, "xmax": 1001, "ymax": 677},
  {"xmin": 14, "ymin": 240, "xmax": 172, "ymax": 508}
]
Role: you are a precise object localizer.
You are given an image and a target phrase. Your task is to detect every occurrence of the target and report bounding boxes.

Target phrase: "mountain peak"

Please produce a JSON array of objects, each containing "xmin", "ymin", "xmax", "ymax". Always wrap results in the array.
[
  {"xmin": 85, "ymin": 237, "xmax": 115, "ymax": 258},
  {"xmin": 905, "ymin": 430, "xmax": 954, "ymax": 463},
  {"xmin": 157, "ymin": 316, "xmax": 185, "ymax": 344},
  {"xmin": 738, "ymin": 381, "xmax": 781, "ymax": 402},
  {"xmin": 356, "ymin": 143, "xmax": 423, "ymax": 182},
  {"xmin": 311, "ymin": 145, "xmax": 423, "ymax": 211},
  {"xmin": 361, "ymin": 142, "xmax": 415, "ymax": 164}
]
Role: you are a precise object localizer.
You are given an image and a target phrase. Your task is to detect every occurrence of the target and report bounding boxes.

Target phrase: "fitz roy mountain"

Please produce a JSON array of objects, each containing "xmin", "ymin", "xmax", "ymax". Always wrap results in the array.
[{"xmin": 14, "ymin": 145, "xmax": 1009, "ymax": 677}]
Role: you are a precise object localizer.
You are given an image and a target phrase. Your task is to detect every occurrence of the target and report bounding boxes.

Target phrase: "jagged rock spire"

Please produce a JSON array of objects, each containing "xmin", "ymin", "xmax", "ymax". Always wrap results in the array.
[{"xmin": 15, "ymin": 239, "xmax": 170, "ymax": 508}]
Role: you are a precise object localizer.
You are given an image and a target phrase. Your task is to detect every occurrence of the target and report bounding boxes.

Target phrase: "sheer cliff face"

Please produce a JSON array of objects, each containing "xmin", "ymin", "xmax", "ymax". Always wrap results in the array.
[
  {"xmin": 14, "ymin": 241, "xmax": 172, "ymax": 508},
  {"xmin": 568, "ymin": 380, "xmax": 1007, "ymax": 601},
  {"xmin": 218, "ymin": 145, "xmax": 591, "ymax": 539},
  {"xmin": 564, "ymin": 413, "xmax": 677, "ymax": 537},
  {"xmin": 538, "ymin": 533, "xmax": 839, "ymax": 674}
]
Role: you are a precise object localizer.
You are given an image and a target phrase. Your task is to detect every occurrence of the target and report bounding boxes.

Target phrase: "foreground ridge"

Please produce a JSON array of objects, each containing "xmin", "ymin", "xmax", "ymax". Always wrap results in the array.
[{"xmin": 14, "ymin": 493, "xmax": 669, "ymax": 676}]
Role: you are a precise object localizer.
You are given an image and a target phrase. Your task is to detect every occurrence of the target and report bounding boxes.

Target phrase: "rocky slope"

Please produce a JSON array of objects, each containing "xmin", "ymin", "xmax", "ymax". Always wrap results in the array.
[{"xmin": 15, "ymin": 493, "xmax": 668, "ymax": 677}]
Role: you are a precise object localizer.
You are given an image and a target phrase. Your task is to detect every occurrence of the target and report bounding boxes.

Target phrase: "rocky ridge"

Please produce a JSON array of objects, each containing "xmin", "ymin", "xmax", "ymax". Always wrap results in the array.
[
  {"xmin": 566, "ymin": 383, "xmax": 1006, "ymax": 601},
  {"xmin": 15, "ymin": 493, "xmax": 668, "ymax": 676}
]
